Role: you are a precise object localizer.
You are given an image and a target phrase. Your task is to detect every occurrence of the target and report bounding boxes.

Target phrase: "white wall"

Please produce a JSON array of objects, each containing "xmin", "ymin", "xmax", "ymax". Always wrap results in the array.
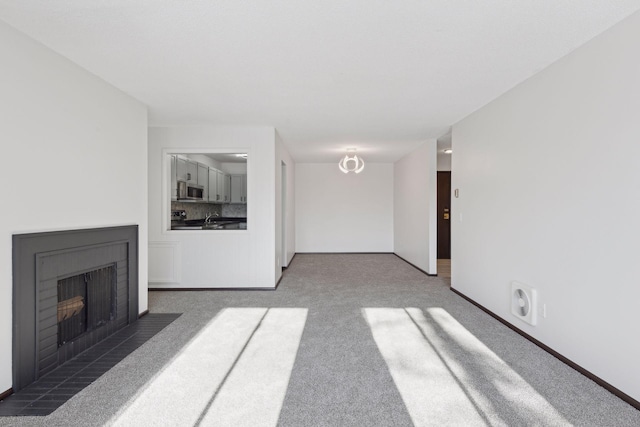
[
  {"xmin": 295, "ymin": 163, "xmax": 393, "ymax": 252},
  {"xmin": 221, "ymin": 163, "xmax": 248, "ymax": 175},
  {"xmin": 0, "ymin": 21, "xmax": 148, "ymax": 393},
  {"xmin": 452, "ymin": 10, "xmax": 640, "ymax": 402},
  {"xmin": 275, "ymin": 132, "xmax": 296, "ymax": 275},
  {"xmin": 394, "ymin": 141, "xmax": 438, "ymax": 273},
  {"xmin": 148, "ymin": 126, "xmax": 277, "ymax": 288}
]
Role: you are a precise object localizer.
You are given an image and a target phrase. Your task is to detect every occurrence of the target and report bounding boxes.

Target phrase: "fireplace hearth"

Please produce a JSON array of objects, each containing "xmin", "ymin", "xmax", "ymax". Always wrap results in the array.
[{"xmin": 12, "ymin": 226, "xmax": 138, "ymax": 392}]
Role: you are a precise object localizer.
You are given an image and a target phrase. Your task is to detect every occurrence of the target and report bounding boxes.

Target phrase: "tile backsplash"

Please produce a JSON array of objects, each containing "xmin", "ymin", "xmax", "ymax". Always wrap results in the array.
[
  {"xmin": 222, "ymin": 204, "xmax": 247, "ymax": 218},
  {"xmin": 171, "ymin": 202, "xmax": 222, "ymax": 220}
]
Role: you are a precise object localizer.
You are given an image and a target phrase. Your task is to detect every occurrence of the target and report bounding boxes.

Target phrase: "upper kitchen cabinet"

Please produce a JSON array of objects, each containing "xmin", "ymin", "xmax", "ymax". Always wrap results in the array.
[
  {"xmin": 231, "ymin": 174, "xmax": 247, "ymax": 204},
  {"xmin": 225, "ymin": 174, "xmax": 231, "ymax": 203},
  {"xmin": 187, "ymin": 161, "xmax": 198, "ymax": 185},
  {"xmin": 217, "ymin": 170, "xmax": 229, "ymax": 203},
  {"xmin": 207, "ymin": 169, "xmax": 230, "ymax": 203},
  {"xmin": 198, "ymin": 164, "xmax": 209, "ymax": 202},
  {"xmin": 208, "ymin": 167, "xmax": 219, "ymax": 202},
  {"xmin": 176, "ymin": 156, "xmax": 198, "ymax": 185},
  {"xmin": 176, "ymin": 156, "xmax": 187, "ymax": 182}
]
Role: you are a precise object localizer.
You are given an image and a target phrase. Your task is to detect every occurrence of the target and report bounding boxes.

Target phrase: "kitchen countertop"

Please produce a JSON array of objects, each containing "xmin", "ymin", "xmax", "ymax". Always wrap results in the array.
[
  {"xmin": 171, "ymin": 217, "xmax": 247, "ymax": 230},
  {"xmin": 184, "ymin": 217, "xmax": 246, "ymax": 225}
]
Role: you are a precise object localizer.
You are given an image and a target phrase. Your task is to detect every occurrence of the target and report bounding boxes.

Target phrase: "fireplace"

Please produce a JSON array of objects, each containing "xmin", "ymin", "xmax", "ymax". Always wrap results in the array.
[{"xmin": 12, "ymin": 226, "xmax": 138, "ymax": 392}]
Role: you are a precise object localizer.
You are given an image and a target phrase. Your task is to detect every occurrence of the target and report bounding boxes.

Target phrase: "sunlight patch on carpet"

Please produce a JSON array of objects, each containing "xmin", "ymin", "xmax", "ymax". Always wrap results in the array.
[
  {"xmin": 199, "ymin": 308, "xmax": 308, "ymax": 426},
  {"xmin": 108, "ymin": 308, "xmax": 307, "ymax": 427},
  {"xmin": 414, "ymin": 308, "xmax": 567, "ymax": 425},
  {"xmin": 364, "ymin": 307, "xmax": 568, "ymax": 426},
  {"xmin": 363, "ymin": 307, "xmax": 485, "ymax": 425}
]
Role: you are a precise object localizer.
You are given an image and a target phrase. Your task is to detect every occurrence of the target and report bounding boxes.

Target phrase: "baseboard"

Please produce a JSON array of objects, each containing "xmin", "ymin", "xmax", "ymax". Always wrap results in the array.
[
  {"xmin": 275, "ymin": 274, "xmax": 284, "ymax": 289},
  {"xmin": 149, "ymin": 287, "xmax": 277, "ymax": 291},
  {"xmin": 283, "ymin": 252, "xmax": 297, "ymax": 268},
  {"xmin": 393, "ymin": 254, "xmax": 437, "ymax": 276},
  {"xmin": 0, "ymin": 387, "xmax": 13, "ymax": 401},
  {"xmin": 295, "ymin": 252, "xmax": 394, "ymax": 254},
  {"xmin": 138, "ymin": 309, "xmax": 149, "ymax": 318},
  {"xmin": 450, "ymin": 287, "xmax": 640, "ymax": 411},
  {"xmin": 149, "ymin": 272, "xmax": 287, "ymax": 293}
]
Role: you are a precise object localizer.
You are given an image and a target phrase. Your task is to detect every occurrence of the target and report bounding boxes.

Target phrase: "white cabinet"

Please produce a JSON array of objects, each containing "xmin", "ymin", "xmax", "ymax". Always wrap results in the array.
[
  {"xmin": 217, "ymin": 170, "xmax": 230, "ymax": 203},
  {"xmin": 207, "ymin": 168, "xmax": 231, "ymax": 204},
  {"xmin": 170, "ymin": 155, "xmax": 177, "ymax": 201},
  {"xmin": 230, "ymin": 175, "xmax": 241, "ymax": 203},
  {"xmin": 187, "ymin": 161, "xmax": 198, "ymax": 185},
  {"xmin": 198, "ymin": 164, "xmax": 208, "ymax": 202},
  {"xmin": 242, "ymin": 175, "xmax": 247, "ymax": 203},
  {"xmin": 171, "ymin": 155, "xmax": 233, "ymax": 204},
  {"xmin": 176, "ymin": 157, "xmax": 198, "ymax": 185},
  {"xmin": 176, "ymin": 157, "xmax": 187, "ymax": 182},
  {"xmin": 224, "ymin": 174, "xmax": 231, "ymax": 203},
  {"xmin": 230, "ymin": 174, "xmax": 247, "ymax": 204},
  {"xmin": 208, "ymin": 167, "xmax": 219, "ymax": 202}
]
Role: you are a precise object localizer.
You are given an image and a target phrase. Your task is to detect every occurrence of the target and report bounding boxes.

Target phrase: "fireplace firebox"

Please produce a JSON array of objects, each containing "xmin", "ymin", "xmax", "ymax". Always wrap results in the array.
[
  {"xmin": 57, "ymin": 265, "xmax": 116, "ymax": 347},
  {"xmin": 12, "ymin": 226, "xmax": 138, "ymax": 392}
]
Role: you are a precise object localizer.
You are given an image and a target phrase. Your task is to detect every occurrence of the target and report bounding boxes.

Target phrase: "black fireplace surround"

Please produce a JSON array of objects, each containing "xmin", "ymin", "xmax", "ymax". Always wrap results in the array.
[{"xmin": 12, "ymin": 226, "xmax": 138, "ymax": 392}]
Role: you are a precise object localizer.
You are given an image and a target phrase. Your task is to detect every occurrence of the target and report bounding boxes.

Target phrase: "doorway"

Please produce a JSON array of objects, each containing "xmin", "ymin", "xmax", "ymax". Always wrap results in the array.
[
  {"xmin": 281, "ymin": 161, "xmax": 287, "ymax": 269},
  {"xmin": 437, "ymin": 171, "xmax": 451, "ymax": 259}
]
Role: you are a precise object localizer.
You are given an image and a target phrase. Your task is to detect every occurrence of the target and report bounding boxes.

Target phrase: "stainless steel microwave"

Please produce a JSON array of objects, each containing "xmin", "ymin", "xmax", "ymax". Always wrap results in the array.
[{"xmin": 177, "ymin": 181, "xmax": 204, "ymax": 201}]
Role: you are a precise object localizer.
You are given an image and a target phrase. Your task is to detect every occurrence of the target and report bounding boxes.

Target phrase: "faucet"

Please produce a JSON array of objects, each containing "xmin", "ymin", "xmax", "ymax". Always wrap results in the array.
[{"xmin": 205, "ymin": 212, "xmax": 219, "ymax": 224}]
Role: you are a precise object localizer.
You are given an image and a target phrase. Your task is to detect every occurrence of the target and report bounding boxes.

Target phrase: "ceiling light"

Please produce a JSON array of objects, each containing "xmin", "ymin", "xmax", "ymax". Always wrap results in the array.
[
  {"xmin": 338, "ymin": 149, "xmax": 365, "ymax": 174},
  {"xmin": 235, "ymin": 153, "xmax": 248, "ymax": 158},
  {"xmin": 444, "ymin": 149, "xmax": 453, "ymax": 154}
]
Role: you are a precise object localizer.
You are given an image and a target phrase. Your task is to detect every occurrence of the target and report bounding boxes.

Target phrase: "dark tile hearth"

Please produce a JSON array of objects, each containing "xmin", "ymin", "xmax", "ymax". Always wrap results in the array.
[{"xmin": 0, "ymin": 313, "xmax": 180, "ymax": 417}]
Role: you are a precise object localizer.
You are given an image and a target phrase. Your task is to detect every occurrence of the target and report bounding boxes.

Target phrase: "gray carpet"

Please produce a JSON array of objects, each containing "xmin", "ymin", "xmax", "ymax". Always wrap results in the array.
[{"xmin": 1, "ymin": 253, "xmax": 638, "ymax": 426}]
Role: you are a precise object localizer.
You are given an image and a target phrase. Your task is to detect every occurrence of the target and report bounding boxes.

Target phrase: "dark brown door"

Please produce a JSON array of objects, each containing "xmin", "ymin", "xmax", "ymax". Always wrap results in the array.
[{"xmin": 437, "ymin": 171, "xmax": 451, "ymax": 259}]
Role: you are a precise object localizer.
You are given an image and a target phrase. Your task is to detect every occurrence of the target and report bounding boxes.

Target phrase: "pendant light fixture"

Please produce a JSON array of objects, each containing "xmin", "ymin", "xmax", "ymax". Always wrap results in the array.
[{"xmin": 338, "ymin": 149, "xmax": 365, "ymax": 174}]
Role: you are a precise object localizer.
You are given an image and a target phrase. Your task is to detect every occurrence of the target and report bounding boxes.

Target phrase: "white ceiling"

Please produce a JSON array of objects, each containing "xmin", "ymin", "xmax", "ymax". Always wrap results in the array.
[
  {"xmin": 206, "ymin": 153, "xmax": 247, "ymax": 164},
  {"xmin": 1, "ymin": 1, "xmax": 639, "ymax": 162}
]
